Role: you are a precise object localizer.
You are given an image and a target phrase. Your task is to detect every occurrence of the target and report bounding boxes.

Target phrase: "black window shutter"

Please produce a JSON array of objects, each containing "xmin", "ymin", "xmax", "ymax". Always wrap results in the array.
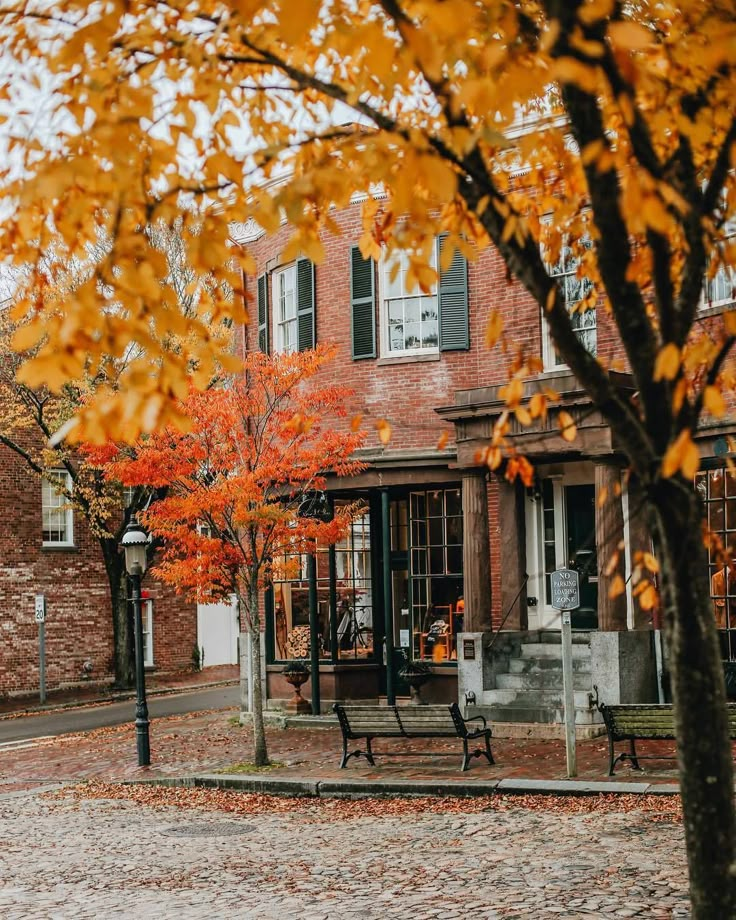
[
  {"xmin": 438, "ymin": 234, "xmax": 469, "ymax": 351},
  {"xmin": 350, "ymin": 246, "xmax": 376, "ymax": 359},
  {"xmin": 297, "ymin": 258, "xmax": 315, "ymax": 351},
  {"xmin": 257, "ymin": 273, "xmax": 269, "ymax": 353}
]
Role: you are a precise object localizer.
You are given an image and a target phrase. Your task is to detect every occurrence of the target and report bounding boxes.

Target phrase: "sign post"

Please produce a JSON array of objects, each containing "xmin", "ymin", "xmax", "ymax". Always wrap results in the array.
[
  {"xmin": 34, "ymin": 594, "xmax": 46, "ymax": 705},
  {"xmin": 550, "ymin": 568, "xmax": 580, "ymax": 778}
]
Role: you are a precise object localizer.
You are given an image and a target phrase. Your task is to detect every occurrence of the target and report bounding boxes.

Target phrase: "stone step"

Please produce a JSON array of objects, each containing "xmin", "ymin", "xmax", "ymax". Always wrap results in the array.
[
  {"xmin": 496, "ymin": 671, "xmax": 593, "ymax": 692},
  {"xmin": 520, "ymin": 642, "xmax": 591, "ymax": 660},
  {"xmin": 483, "ymin": 688, "xmax": 593, "ymax": 708},
  {"xmin": 471, "ymin": 705, "xmax": 601, "ymax": 726},
  {"xmin": 535, "ymin": 630, "xmax": 592, "ymax": 645},
  {"xmin": 508, "ymin": 656, "xmax": 591, "ymax": 674}
]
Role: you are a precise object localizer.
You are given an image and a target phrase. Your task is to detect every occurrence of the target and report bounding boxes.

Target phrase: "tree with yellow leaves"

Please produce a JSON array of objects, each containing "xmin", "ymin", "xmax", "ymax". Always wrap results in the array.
[
  {"xmin": 2, "ymin": 1, "xmax": 736, "ymax": 912},
  {"xmin": 0, "ymin": 220, "xmax": 233, "ymax": 686}
]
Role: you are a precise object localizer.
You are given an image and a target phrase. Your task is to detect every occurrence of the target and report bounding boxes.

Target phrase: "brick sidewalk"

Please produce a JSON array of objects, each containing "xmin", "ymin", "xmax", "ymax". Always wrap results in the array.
[{"xmin": 0, "ymin": 701, "xmax": 681, "ymax": 789}]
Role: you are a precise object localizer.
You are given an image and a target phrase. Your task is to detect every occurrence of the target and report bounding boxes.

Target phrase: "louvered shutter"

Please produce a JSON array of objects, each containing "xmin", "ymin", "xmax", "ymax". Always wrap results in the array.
[
  {"xmin": 297, "ymin": 258, "xmax": 315, "ymax": 351},
  {"xmin": 257, "ymin": 273, "xmax": 269, "ymax": 353},
  {"xmin": 350, "ymin": 246, "xmax": 376, "ymax": 359},
  {"xmin": 438, "ymin": 234, "xmax": 469, "ymax": 351}
]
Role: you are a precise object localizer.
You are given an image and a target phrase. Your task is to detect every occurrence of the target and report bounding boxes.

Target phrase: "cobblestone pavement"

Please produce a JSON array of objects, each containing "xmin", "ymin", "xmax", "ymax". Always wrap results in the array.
[{"xmin": 0, "ymin": 785, "xmax": 688, "ymax": 919}]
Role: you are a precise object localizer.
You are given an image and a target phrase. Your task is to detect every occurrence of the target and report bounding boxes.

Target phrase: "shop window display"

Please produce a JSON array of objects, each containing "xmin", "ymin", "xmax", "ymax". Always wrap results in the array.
[
  {"xmin": 272, "ymin": 504, "xmax": 374, "ymax": 662},
  {"xmin": 407, "ymin": 488, "xmax": 464, "ymax": 662}
]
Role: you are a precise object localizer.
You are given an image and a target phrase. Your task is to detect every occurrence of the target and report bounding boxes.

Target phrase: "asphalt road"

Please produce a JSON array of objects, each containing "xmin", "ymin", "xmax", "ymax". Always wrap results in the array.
[{"xmin": 0, "ymin": 684, "xmax": 240, "ymax": 745}]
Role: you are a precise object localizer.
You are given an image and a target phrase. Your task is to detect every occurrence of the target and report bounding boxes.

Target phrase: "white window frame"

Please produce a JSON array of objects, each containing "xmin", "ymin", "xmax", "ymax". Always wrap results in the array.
[
  {"xmin": 541, "ymin": 233, "xmax": 597, "ymax": 371},
  {"xmin": 42, "ymin": 470, "xmax": 74, "ymax": 547},
  {"xmin": 271, "ymin": 263, "xmax": 298, "ymax": 354},
  {"xmin": 379, "ymin": 244, "xmax": 440, "ymax": 357},
  {"xmin": 142, "ymin": 598, "xmax": 154, "ymax": 667},
  {"xmin": 700, "ymin": 223, "xmax": 736, "ymax": 312}
]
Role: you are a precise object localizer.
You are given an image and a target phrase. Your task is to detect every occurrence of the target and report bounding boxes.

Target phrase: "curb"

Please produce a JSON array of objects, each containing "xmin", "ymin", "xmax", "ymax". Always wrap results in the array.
[
  {"xmin": 0, "ymin": 679, "xmax": 239, "ymax": 721},
  {"xmin": 136, "ymin": 772, "xmax": 681, "ymax": 799}
]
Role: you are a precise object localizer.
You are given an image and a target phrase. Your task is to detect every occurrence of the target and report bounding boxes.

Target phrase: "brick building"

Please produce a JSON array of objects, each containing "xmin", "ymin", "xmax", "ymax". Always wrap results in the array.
[
  {"xmin": 0, "ymin": 436, "xmax": 198, "ymax": 698},
  {"xmin": 233, "ymin": 197, "xmax": 736, "ymax": 725}
]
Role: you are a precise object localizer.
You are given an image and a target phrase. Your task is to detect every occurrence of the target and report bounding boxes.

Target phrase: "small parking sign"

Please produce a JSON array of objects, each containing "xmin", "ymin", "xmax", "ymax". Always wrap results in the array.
[
  {"xmin": 550, "ymin": 568, "xmax": 580, "ymax": 611},
  {"xmin": 34, "ymin": 595, "xmax": 46, "ymax": 624}
]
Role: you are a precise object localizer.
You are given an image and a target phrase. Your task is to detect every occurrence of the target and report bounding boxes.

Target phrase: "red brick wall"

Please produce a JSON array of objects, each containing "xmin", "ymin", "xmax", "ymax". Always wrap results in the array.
[
  {"xmin": 0, "ymin": 439, "xmax": 197, "ymax": 696},
  {"xmin": 242, "ymin": 198, "xmax": 637, "ymax": 452}
]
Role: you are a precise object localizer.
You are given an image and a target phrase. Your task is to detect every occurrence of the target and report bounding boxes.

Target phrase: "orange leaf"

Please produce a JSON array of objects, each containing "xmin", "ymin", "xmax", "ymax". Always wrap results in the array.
[
  {"xmin": 350, "ymin": 414, "xmax": 363, "ymax": 432},
  {"xmin": 437, "ymin": 431, "xmax": 449, "ymax": 450},
  {"xmin": 653, "ymin": 343, "xmax": 680, "ymax": 381},
  {"xmin": 608, "ymin": 574, "xmax": 625, "ymax": 599},
  {"xmin": 704, "ymin": 386, "xmax": 726, "ymax": 418},
  {"xmin": 485, "ymin": 311, "xmax": 503, "ymax": 348},
  {"xmin": 638, "ymin": 583, "xmax": 658, "ymax": 611},
  {"xmin": 558, "ymin": 410, "xmax": 577, "ymax": 442},
  {"xmin": 375, "ymin": 419, "xmax": 392, "ymax": 445}
]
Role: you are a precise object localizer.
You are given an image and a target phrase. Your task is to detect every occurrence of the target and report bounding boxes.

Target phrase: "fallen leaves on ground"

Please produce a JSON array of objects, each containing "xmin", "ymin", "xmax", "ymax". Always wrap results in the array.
[{"xmin": 50, "ymin": 782, "xmax": 682, "ymax": 824}]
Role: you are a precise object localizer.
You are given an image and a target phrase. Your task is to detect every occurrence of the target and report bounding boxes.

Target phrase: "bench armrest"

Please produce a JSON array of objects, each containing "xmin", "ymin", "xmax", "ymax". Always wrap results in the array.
[{"xmin": 463, "ymin": 713, "xmax": 487, "ymax": 730}]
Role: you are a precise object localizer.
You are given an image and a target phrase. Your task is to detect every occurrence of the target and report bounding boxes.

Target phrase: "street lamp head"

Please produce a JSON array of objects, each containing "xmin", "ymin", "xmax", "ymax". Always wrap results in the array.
[
  {"xmin": 297, "ymin": 490, "xmax": 332, "ymax": 522},
  {"xmin": 121, "ymin": 518, "xmax": 150, "ymax": 576}
]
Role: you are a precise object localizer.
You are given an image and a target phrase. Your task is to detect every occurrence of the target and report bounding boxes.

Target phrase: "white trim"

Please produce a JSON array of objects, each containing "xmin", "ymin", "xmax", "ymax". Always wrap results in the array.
[
  {"xmin": 41, "ymin": 470, "xmax": 74, "ymax": 547},
  {"xmin": 142, "ymin": 599, "xmax": 154, "ymax": 667},
  {"xmin": 621, "ymin": 479, "xmax": 635, "ymax": 630},
  {"xmin": 270, "ymin": 262, "xmax": 298, "ymax": 354}
]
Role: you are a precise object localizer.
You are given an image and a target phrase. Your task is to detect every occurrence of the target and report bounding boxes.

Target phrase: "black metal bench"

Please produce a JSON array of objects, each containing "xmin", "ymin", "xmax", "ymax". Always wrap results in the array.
[
  {"xmin": 599, "ymin": 700, "xmax": 736, "ymax": 775},
  {"xmin": 332, "ymin": 703, "xmax": 494, "ymax": 772}
]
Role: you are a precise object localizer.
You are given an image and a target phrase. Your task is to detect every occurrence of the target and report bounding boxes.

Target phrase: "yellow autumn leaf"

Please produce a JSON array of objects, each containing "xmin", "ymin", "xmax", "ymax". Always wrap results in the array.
[
  {"xmin": 350, "ymin": 414, "xmax": 363, "ymax": 432},
  {"xmin": 609, "ymin": 574, "xmax": 625, "ymax": 599},
  {"xmin": 597, "ymin": 485, "xmax": 608, "ymax": 508},
  {"xmin": 437, "ymin": 431, "xmax": 450, "ymax": 450},
  {"xmin": 515, "ymin": 406, "xmax": 532, "ymax": 427},
  {"xmin": 608, "ymin": 20, "xmax": 654, "ymax": 51},
  {"xmin": 485, "ymin": 311, "xmax": 503, "ymax": 348},
  {"xmin": 653, "ymin": 343, "xmax": 680, "ymax": 381},
  {"xmin": 662, "ymin": 429, "xmax": 700, "ymax": 479},
  {"xmin": 642, "ymin": 552, "xmax": 660, "ymax": 573},
  {"xmin": 558, "ymin": 410, "xmax": 577, "ymax": 443},
  {"xmin": 638, "ymin": 583, "xmax": 658, "ymax": 611},
  {"xmin": 723, "ymin": 310, "xmax": 736, "ymax": 336},
  {"xmin": 704, "ymin": 385, "xmax": 726, "ymax": 418},
  {"xmin": 375, "ymin": 419, "xmax": 392, "ymax": 446}
]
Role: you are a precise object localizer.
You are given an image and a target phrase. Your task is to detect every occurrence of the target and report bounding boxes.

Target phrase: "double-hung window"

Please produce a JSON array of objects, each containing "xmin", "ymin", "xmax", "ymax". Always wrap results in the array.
[
  {"xmin": 702, "ymin": 221, "xmax": 736, "ymax": 311},
  {"xmin": 272, "ymin": 264, "xmax": 298, "ymax": 354},
  {"xmin": 42, "ymin": 470, "xmax": 74, "ymax": 546},
  {"xmin": 381, "ymin": 248, "xmax": 440, "ymax": 355},
  {"xmin": 543, "ymin": 238, "xmax": 597, "ymax": 370}
]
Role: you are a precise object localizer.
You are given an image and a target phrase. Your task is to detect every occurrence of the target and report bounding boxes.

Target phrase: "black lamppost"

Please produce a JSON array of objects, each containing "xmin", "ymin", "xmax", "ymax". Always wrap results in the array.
[{"xmin": 121, "ymin": 518, "xmax": 151, "ymax": 766}]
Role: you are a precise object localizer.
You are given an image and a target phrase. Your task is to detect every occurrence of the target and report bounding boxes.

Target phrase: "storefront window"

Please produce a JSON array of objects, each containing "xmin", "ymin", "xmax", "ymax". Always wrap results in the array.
[
  {"xmin": 335, "ymin": 508, "xmax": 374, "ymax": 659},
  {"xmin": 695, "ymin": 468, "xmax": 736, "ymax": 660},
  {"xmin": 409, "ymin": 488, "xmax": 464, "ymax": 662},
  {"xmin": 271, "ymin": 503, "xmax": 373, "ymax": 662}
]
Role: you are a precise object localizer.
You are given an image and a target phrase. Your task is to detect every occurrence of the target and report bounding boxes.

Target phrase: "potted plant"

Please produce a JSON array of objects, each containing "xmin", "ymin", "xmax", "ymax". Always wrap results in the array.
[
  {"xmin": 282, "ymin": 660, "xmax": 310, "ymax": 714},
  {"xmin": 398, "ymin": 655, "xmax": 432, "ymax": 705}
]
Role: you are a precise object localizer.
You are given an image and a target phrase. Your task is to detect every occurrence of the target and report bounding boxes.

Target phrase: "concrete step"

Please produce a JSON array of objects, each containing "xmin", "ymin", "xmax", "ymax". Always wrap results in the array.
[
  {"xmin": 520, "ymin": 643, "xmax": 591, "ymax": 660},
  {"xmin": 496, "ymin": 671, "xmax": 592, "ymax": 692},
  {"xmin": 509, "ymin": 656, "xmax": 591, "ymax": 674},
  {"xmin": 483, "ymin": 688, "xmax": 593, "ymax": 708},
  {"xmin": 471, "ymin": 705, "xmax": 601, "ymax": 726},
  {"xmin": 536, "ymin": 630, "xmax": 592, "ymax": 645}
]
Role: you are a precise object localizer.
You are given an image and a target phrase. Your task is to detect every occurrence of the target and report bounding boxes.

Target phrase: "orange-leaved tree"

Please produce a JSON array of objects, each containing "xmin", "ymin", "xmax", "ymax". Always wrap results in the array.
[{"xmin": 92, "ymin": 347, "xmax": 364, "ymax": 765}]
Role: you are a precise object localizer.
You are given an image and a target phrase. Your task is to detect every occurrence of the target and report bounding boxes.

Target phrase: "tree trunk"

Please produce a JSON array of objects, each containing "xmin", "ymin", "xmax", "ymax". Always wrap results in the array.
[
  {"xmin": 242, "ymin": 584, "xmax": 269, "ymax": 767},
  {"xmin": 649, "ymin": 481, "xmax": 736, "ymax": 918},
  {"xmin": 101, "ymin": 539, "xmax": 134, "ymax": 689}
]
